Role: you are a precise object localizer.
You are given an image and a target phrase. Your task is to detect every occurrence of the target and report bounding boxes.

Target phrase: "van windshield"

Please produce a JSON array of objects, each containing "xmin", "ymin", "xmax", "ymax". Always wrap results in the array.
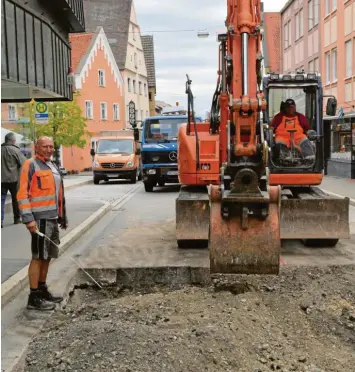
[
  {"xmin": 144, "ymin": 118, "xmax": 202, "ymax": 142},
  {"xmin": 97, "ymin": 139, "xmax": 133, "ymax": 154}
]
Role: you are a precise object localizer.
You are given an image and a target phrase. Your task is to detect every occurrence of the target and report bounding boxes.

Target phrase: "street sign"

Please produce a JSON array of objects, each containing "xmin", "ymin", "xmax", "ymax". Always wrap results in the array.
[
  {"xmin": 338, "ymin": 107, "xmax": 344, "ymax": 119},
  {"xmin": 35, "ymin": 101, "xmax": 49, "ymax": 124},
  {"xmin": 128, "ymin": 100, "xmax": 136, "ymax": 127}
]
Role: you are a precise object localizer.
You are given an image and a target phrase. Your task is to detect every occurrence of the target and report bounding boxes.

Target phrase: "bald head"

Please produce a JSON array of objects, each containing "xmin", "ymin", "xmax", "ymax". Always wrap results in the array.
[{"xmin": 36, "ymin": 136, "xmax": 54, "ymax": 161}]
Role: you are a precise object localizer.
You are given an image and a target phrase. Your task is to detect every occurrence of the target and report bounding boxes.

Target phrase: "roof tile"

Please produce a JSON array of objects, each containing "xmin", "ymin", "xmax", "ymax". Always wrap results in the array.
[{"xmin": 141, "ymin": 35, "xmax": 156, "ymax": 88}]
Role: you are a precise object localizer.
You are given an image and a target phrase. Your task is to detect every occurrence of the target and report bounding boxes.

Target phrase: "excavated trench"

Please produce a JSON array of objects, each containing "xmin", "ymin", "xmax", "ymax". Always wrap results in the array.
[{"xmin": 24, "ymin": 265, "xmax": 355, "ymax": 372}]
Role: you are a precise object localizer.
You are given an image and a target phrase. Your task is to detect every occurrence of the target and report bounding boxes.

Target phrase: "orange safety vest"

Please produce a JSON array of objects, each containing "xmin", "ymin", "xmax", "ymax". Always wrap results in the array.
[
  {"xmin": 17, "ymin": 155, "xmax": 66, "ymax": 224},
  {"xmin": 275, "ymin": 115, "xmax": 307, "ymax": 147}
]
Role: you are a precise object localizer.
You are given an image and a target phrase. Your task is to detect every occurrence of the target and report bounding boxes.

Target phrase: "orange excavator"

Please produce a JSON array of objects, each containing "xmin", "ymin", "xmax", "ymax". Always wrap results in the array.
[
  {"xmin": 175, "ymin": 0, "xmax": 350, "ymax": 275},
  {"xmin": 176, "ymin": 0, "xmax": 281, "ymax": 275}
]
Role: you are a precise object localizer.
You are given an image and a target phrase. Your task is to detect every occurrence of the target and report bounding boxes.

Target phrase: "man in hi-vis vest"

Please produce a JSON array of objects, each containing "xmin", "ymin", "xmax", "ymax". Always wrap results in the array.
[
  {"xmin": 17, "ymin": 136, "xmax": 67, "ymax": 311},
  {"xmin": 271, "ymin": 99, "xmax": 315, "ymax": 161}
]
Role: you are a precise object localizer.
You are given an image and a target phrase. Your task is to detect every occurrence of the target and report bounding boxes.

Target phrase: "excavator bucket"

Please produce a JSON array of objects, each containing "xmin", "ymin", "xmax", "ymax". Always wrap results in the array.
[
  {"xmin": 209, "ymin": 202, "xmax": 280, "ymax": 275},
  {"xmin": 280, "ymin": 187, "xmax": 350, "ymax": 240},
  {"xmin": 176, "ymin": 186, "xmax": 210, "ymax": 247}
]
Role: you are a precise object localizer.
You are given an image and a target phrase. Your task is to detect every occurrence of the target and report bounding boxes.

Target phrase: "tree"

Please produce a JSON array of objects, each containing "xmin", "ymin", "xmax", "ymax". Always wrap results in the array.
[{"xmin": 15, "ymin": 93, "xmax": 91, "ymax": 166}]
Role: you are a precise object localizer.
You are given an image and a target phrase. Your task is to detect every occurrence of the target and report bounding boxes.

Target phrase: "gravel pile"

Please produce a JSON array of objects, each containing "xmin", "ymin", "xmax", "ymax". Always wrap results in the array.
[{"xmin": 25, "ymin": 265, "xmax": 355, "ymax": 372}]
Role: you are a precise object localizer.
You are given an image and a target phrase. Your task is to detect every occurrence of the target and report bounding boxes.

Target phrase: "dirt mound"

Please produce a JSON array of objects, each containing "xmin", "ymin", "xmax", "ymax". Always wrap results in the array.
[{"xmin": 25, "ymin": 265, "xmax": 355, "ymax": 372}]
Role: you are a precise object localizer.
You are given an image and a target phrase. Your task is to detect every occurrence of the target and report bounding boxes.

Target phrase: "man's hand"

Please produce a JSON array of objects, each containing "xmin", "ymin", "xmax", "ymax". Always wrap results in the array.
[
  {"xmin": 59, "ymin": 222, "xmax": 68, "ymax": 230},
  {"xmin": 26, "ymin": 221, "xmax": 38, "ymax": 233}
]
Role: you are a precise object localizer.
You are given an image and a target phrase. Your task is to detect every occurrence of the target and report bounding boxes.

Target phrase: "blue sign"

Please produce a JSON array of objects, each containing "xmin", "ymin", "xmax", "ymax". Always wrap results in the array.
[{"xmin": 338, "ymin": 107, "xmax": 344, "ymax": 119}]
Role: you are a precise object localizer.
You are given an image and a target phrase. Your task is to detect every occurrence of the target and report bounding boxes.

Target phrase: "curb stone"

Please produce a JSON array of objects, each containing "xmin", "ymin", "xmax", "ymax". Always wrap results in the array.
[{"xmin": 1, "ymin": 200, "xmax": 110, "ymax": 307}]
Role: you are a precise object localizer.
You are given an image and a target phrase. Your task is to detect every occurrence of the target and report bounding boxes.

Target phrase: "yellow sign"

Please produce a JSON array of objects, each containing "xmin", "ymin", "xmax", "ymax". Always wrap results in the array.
[{"xmin": 36, "ymin": 102, "xmax": 48, "ymax": 114}]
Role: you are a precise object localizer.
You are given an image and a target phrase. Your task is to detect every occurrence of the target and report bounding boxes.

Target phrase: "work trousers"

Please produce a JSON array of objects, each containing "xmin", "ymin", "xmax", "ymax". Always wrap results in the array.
[{"xmin": 1, "ymin": 182, "xmax": 20, "ymax": 222}]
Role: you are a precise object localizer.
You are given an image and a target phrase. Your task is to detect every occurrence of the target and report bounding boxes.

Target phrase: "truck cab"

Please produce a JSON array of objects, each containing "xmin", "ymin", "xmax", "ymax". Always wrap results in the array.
[
  {"xmin": 141, "ymin": 115, "xmax": 202, "ymax": 192},
  {"xmin": 90, "ymin": 130, "xmax": 141, "ymax": 185}
]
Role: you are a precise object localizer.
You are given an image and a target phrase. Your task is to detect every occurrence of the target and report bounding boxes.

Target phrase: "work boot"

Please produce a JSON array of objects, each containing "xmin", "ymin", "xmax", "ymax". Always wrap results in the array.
[
  {"xmin": 27, "ymin": 293, "xmax": 55, "ymax": 311},
  {"xmin": 39, "ymin": 285, "xmax": 63, "ymax": 303}
]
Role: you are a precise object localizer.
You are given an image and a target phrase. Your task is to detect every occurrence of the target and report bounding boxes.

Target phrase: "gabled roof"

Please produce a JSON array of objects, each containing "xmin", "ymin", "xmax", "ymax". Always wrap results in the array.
[
  {"xmin": 70, "ymin": 27, "xmax": 124, "ymax": 90},
  {"xmin": 83, "ymin": 0, "xmax": 132, "ymax": 70},
  {"xmin": 141, "ymin": 35, "xmax": 156, "ymax": 89},
  {"xmin": 70, "ymin": 33, "xmax": 93, "ymax": 71}
]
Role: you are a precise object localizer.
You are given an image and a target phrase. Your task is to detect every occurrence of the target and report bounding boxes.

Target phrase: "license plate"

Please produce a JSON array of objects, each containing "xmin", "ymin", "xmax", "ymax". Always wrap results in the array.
[
  {"xmin": 167, "ymin": 171, "xmax": 178, "ymax": 175},
  {"xmin": 107, "ymin": 174, "xmax": 119, "ymax": 178}
]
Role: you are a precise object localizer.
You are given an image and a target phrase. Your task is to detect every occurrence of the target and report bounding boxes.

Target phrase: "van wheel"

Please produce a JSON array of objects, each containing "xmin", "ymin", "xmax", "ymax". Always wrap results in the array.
[
  {"xmin": 144, "ymin": 182, "xmax": 154, "ymax": 192},
  {"xmin": 93, "ymin": 177, "xmax": 100, "ymax": 185}
]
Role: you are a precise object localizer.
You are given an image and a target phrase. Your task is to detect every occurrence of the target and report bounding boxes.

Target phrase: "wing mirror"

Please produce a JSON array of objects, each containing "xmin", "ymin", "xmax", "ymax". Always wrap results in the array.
[
  {"xmin": 134, "ymin": 128, "xmax": 140, "ymax": 142},
  {"xmin": 90, "ymin": 148, "xmax": 95, "ymax": 156},
  {"xmin": 135, "ymin": 148, "xmax": 141, "ymax": 156},
  {"xmin": 326, "ymin": 97, "xmax": 337, "ymax": 116}
]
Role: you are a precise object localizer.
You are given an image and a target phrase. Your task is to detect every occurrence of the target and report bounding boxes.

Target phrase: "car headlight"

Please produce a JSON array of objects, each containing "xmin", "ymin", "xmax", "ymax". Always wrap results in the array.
[
  {"xmin": 93, "ymin": 161, "xmax": 100, "ymax": 168},
  {"xmin": 126, "ymin": 160, "xmax": 134, "ymax": 167}
]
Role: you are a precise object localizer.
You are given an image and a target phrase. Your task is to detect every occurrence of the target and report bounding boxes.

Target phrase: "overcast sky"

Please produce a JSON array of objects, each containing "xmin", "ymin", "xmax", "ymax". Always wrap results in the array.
[{"xmin": 134, "ymin": 0, "xmax": 287, "ymax": 117}]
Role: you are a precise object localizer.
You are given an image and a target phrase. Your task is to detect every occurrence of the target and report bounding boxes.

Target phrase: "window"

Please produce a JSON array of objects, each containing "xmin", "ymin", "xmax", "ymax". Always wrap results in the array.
[
  {"xmin": 113, "ymin": 103, "xmax": 120, "ymax": 121},
  {"xmin": 308, "ymin": 0, "xmax": 313, "ymax": 30},
  {"xmin": 98, "ymin": 70, "xmax": 105, "ymax": 87},
  {"xmin": 127, "ymin": 78, "xmax": 131, "ymax": 92},
  {"xmin": 149, "ymin": 92, "xmax": 152, "ymax": 100},
  {"xmin": 325, "ymin": 0, "xmax": 330, "ymax": 15},
  {"xmin": 296, "ymin": 12, "xmax": 300, "ymax": 40},
  {"xmin": 325, "ymin": 51, "xmax": 330, "ymax": 83},
  {"xmin": 345, "ymin": 40, "xmax": 352, "ymax": 77},
  {"xmin": 332, "ymin": 48, "xmax": 337, "ymax": 81},
  {"xmin": 299, "ymin": 9, "xmax": 303, "ymax": 37},
  {"xmin": 139, "ymin": 81, "xmax": 142, "ymax": 95},
  {"xmin": 332, "ymin": 0, "xmax": 336, "ymax": 12},
  {"xmin": 134, "ymin": 53, "xmax": 137, "ymax": 68},
  {"xmin": 284, "ymin": 23, "xmax": 289, "ymax": 48},
  {"xmin": 144, "ymin": 84, "xmax": 147, "ymax": 96},
  {"xmin": 135, "ymin": 110, "xmax": 138, "ymax": 121},
  {"xmin": 287, "ymin": 21, "xmax": 291, "ymax": 46},
  {"xmin": 132, "ymin": 25, "xmax": 136, "ymax": 41},
  {"xmin": 8, "ymin": 104, "xmax": 17, "ymax": 121},
  {"xmin": 314, "ymin": 57, "xmax": 319, "ymax": 71},
  {"xmin": 146, "ymin": 110, "xmax": 148, "ymax": 118},
  {"xmin": 133, "ymin": 80, "xmax": 136, "ymax": 93},
  {"xmin": 100, "ymin": 102, "xmax": 107, "ymax": 120},
  {"xmin": 314, "ymin": 0, "xmax": 319, "ymax": 25},
  {"xmin": 141, "ymin": 110, "xmax": 144, "ymax": 120},
  {"xmin": 85, "ymin": 101, "xmax": 93, "ymax": 119},
  {"xmin": 308, "ymin": 60, "xmax": 314, "ymax": 72}
]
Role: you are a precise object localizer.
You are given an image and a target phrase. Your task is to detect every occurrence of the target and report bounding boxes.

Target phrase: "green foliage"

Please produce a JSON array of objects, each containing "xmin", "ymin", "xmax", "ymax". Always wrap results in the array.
[{"xmin": 16, "ymin": 93, "xmax": 91, "ymax": 148}]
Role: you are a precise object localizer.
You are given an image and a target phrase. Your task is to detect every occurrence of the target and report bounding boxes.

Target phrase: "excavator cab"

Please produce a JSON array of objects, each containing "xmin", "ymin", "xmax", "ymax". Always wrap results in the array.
[{"xmin": 263, "ymin": 72, "xmax": 349, "ymax": 247}]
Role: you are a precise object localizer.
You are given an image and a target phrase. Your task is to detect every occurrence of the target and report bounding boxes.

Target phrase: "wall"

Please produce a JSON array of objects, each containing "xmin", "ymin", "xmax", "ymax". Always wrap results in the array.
[{"xmin": 148, "ymin": 87, "xmax": 156, "ymax": 116}]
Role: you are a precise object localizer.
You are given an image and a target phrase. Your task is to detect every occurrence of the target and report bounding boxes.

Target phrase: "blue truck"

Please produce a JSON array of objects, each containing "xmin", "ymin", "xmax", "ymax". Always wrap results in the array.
[{"xmin": 140, "ymin": 115, "xmax": 202, "ymax": 192}]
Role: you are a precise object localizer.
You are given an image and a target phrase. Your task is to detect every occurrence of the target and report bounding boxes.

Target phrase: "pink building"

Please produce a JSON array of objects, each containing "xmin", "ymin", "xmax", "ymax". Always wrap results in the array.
[{"xmin": 280, "ymin": 0, "xmax": 355, "ymax": 178}]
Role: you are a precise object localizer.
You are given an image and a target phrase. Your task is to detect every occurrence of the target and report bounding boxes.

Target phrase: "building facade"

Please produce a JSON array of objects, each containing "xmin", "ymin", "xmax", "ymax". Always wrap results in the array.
[
  {"xmin": 141, "ymin": 35, "xmax": 157, "ymax": 117},
  {"xmin": 62, "ymin": 27, "xmax": 125, "ymax": 172},
  {"xmin": 280, "ymin": 0, "xmax": 355, "ymax": 178},
  {"xmin": 83, "ymin": 0, "xmax": 149, "ymax": 127},
  {"xmin": 320, "ymin": 0, "xmax": 355, "ymax": 178},
  {"xmin": 1, "ymin": 0, "xmax": 85, "ymax": 102}
]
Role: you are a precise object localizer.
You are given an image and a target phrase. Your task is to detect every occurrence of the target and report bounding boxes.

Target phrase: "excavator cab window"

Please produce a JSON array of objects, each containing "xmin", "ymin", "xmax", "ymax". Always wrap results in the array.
[{"xmin": 266, "ymin": 84, "xmax": 319, "ymax": 168}]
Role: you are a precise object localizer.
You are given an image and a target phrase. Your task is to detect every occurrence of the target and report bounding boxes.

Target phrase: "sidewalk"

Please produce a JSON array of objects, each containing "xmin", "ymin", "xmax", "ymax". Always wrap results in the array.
[
  {"xmin": 1, "ymin": 186, "xmax": 102, "ymax": 283},
  {"xmin": 321, "ymin": 176, "xmax": 355, "ymax": 202},
  {"xmin": 3, "ymin": 174, "xmax": 92, "ymax": 214}
]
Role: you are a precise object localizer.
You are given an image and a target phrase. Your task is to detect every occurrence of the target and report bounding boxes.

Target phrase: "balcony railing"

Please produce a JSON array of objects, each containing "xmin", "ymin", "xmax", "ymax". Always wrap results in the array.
[{"xmin": 1, "ymin": 0, "xmax": 73, "ymax": 101}]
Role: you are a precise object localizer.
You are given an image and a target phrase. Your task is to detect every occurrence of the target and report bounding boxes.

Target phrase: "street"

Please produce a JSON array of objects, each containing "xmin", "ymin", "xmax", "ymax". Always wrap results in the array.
[{"xmin": 1, "ymin": 178, "xmax": 355, "ymax": 372}]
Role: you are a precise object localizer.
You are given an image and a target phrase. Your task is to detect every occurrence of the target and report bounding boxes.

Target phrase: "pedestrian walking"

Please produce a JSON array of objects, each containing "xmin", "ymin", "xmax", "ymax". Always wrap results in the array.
[
  {"xmin": 17, "ymin": 136, "xmax": 68, "ymax": 311},
  {"xmin": 1, "ymin": 132, "xmax": 26, "ymax": 228}
]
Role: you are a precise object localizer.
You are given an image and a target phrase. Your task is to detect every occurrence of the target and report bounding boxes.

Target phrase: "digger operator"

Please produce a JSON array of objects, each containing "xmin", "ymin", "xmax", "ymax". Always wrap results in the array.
[{"xmin": 271, "ymin": 98, "xmax": 315, "ymax": 161}]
